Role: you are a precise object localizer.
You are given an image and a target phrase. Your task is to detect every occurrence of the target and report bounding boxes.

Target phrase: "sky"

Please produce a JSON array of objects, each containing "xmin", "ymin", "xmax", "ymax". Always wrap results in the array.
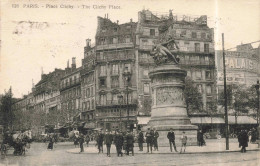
[{"xmin": 0, "ymin": 0, "xmax": 260, "ymax": 98}]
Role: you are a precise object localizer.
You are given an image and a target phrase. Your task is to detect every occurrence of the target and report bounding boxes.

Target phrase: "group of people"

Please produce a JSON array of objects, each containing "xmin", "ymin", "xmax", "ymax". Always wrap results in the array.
[
  {"xmin": 137, "ymin": 128, "xmax": 159, "ymax": 153},
  {"xmin": 96, "ymin": 129, "xmax": 135, "ymax": 157},
  {"xmin": 137, "ymin": 128, "xmax": 187, "ymax": 154}
]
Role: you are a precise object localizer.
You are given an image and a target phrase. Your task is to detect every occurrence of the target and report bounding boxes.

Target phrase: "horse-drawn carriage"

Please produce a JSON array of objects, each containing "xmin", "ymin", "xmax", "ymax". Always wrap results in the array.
[{"xmin": 1, "ymin": 129, "xmax": 32, "ymax": 156}]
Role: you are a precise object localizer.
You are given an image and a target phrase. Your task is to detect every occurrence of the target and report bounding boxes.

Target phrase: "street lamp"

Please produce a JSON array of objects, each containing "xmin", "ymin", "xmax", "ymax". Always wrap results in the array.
[
  {"xmin": 123, "ymin": 66, "xmax": 131, "ymax": 131},
  {"xmin": 255, "ymin": 80, "xmax": 259, "ymax": 126},
  {"xmin": 117, "ymin": 95, "xmax": 123, "ymax": 131}
]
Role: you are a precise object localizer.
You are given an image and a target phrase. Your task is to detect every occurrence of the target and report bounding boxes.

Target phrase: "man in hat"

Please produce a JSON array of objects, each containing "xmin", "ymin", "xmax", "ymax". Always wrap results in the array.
[
  {"xmin": 114, "ymin": 130, "xmax": 124, "ymax": 157},
  {"xmin": 137, "ymin": 130, "xmax": 144, "ymax": 151},
  {"xmin": 167, "ymin": 128, "xmax": 178, "ymax": 152},
  {"xmin": 153, "ymin": 128, "xmax": 159, "ymax": 151},
  {"xmin": 126, "ymin": 130, "xmax": 135, "ymax": 156},
  {"xmin": 78, "ymin": 133, "xmax": 85, "ymax": 153},
  {"xmin": 145, "ymin": 128, "xmax": 154, "ymax": 153},
  {"xmin": 96, "ymin": 129, "xmax": 104, "ymax": 153},
  {"xmin": 104, "ymin": 130, "xmax": 113, "ymax": 157}
]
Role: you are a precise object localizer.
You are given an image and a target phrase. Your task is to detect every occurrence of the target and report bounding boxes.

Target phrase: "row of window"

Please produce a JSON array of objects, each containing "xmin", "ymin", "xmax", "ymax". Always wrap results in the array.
[
  {"xmin": 61, "ymin": 99, "xmax": 80, "ymax": 110},
  {"xmin": 97, "ymin": 35, "xmax": 132, "ymax": 45},
  {"xmin": 83, "ymin": 86, "xmax": 94, "ymax": 98},
  {"xmin": 82, "ymin": 99, "xmax": 95, "ymax": 111},
  {"xmin": 99, "ymin": 93, "xmax": 133, "ymax": 106},
  {"xmin": 61, "ymin": 75, "xmax": 80, "ymax": 88},
  {"xmin": 96, "ymin": 50, "xmax": 134, "ymax": 61},
  {"xmin": 99, "ymin": 63, "xmax": 131, "ymax": 76},
  {"xmin": 187, "ymin": 70, "xmax": 213, "ymax": 80},
  {"xmin": 197, "ymin": 84, "xmax": 213, "ymax": 95},
  {"xmin": 61, "ymin": 87, "xmax": 81, "ymax": 101},
  {"xmin": 99, "ymin": 76, "xmax": 131, "ymax": 88}
]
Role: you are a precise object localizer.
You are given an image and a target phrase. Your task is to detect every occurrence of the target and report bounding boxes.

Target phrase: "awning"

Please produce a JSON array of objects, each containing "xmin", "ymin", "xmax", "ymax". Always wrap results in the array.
[
  {"xmin": 190, "ymin": 117, "xmax": 225, "ymax": 124},
  {"xmin": 228, "ymin": 116, "xmax": 257, "ymax": 124},
  {"xmin": 137, "ymin": 116, "xmax": 151, "ymax": 125},
  {"xmin": 84, "ymin": 122, "xmax": 96, "ymax": 129}
]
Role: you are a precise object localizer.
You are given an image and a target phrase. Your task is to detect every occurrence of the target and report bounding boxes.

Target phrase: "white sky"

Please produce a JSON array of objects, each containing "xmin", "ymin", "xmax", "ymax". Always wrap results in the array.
[{"xmin": 0, "ymin": 0, "xmax": 260, "ymax": 98}]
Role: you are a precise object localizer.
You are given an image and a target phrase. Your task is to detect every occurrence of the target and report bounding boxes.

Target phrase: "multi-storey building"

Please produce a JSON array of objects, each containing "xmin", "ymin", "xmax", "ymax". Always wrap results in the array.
[
  {"xmin": 33, "ymin": 69, "xmax": 64, "ymax": 115},
  {"xmin": 80, "ymin": 39, "xmax": 96, "ymax": 130},
  {"xmin": 32, "ymin": 69, "xmax": 64, "ymax": 134},
  {"xmin": 95, "ymin": 16, "xmax": 138, "ymax": 131},
  {"xmin": 135, "ymin": 10, "xmax": 217, "ymax": 115},
  {"xmin": 216, "ymin": 43, "xmax": 260, "ymax": 88},
  {"xmin": 60, "ymin": 58, "xmax": 82, "ymax": 125}
]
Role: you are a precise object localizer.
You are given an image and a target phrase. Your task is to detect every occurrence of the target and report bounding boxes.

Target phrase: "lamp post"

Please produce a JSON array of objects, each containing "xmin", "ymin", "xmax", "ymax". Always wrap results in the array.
[
  {"xmin": 123, "ymin": 66, "xmax": 131, "ymax": 130},
  {"xmin": 117, "ymin": 95, "xmax": 123, "ymax": 131},
  {"xmin": 255, "ymin": 80, "xmax": 259, "ymax": 126}
]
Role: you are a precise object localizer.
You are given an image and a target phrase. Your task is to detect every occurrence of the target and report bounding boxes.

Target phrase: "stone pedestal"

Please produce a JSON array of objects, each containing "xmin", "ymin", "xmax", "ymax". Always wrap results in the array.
[{"xmin": 147, "ymin": 64, "xmax": 198, "ymax": 146}]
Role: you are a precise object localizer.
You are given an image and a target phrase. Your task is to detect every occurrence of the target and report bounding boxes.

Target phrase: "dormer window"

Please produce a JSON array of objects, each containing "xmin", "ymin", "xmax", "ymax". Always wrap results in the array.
[{"xmin": 114, "ymin": 27, "xmax": 118, "ymax": 32}]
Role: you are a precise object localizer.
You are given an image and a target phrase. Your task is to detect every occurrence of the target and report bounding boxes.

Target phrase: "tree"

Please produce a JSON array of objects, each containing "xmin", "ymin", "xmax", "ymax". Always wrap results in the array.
[
  {"xmin": 0, "ymin": 88, "xmax": 15, "ymax": 132},
  {"xmin": 218, "ymin": 84, "xmax": 258, "ymax": 116},
  {"xmin": 184, "ymin": 77, "xmax": 204, "ymax": 114}
]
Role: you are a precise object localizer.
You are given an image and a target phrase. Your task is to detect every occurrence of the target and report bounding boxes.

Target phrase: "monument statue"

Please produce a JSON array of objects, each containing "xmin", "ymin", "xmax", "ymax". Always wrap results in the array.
[{"xmin": 150, "ymin": 36, "xmax": 180, "ymax": 65}]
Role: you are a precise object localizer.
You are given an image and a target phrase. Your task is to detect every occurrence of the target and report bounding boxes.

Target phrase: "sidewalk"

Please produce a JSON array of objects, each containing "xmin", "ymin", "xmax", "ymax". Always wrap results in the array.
[{"xmin": 66, "ymin": 139, "xmax": 260, "ymax": 154}]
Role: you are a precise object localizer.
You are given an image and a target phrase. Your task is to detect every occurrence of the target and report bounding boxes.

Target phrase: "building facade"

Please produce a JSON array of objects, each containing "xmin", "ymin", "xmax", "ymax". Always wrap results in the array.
[
  {"xmin": 80, "ymin": 39, "xmax": 96, "ymax": 129},
  {"xmin": 95, "ymin": 16, "xmax": 138, "ymax": 131},
  {"xmin": 60, "ymin": 59, "xmax": 82, "ymax": 126}
]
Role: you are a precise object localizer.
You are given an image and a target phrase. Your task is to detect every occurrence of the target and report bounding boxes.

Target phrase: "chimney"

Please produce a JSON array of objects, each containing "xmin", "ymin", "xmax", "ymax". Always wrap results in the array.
[
  {"xmin": 72, "ymin": 57, "xmax": 76, "ymax": 69},
  {"xmin": 86, "ymin": 39, "xmax": 91, "ymax": 47},
  {"xmin": 67, "ymin": 59, "xmax": 70, "ymax": 68},
  {"xmin": 130, "ymin": 18, "xmax": 132, "ymax": 23},
  {"xmin": 107, "ymin": 13, "xmax": 109, "ymax": 19},
  {"xmin": 117, "ymin": 20, "xmax": 119, "ymax": 24}
]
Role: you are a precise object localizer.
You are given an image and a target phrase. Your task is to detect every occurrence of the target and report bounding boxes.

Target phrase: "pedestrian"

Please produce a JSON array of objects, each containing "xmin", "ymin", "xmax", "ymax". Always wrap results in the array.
[
  {"xmin": 104, "ymin": 130, "xmax": 113, "ymax": 157},
  {"xmin": 96, "ymin": 130, "xmax": 104, "ymax": 153},
  {"xmin": 137, "ymin": 130, "xmax": 144, "ymax": 151},
  {"xmin": 74, "ymin": 136, "xmax": 79, "ymax": 148},
  {"xmin": 122, "ymin": 131, "xmax": 127, "ymax": 154},
  {"xmin": 47, "ymin": 135, "xmax": 54, "ymax": 150},
  {"xmin": 145, "ymin": 128, "xmax": 153, "ymax": 153},
  {"xmin": 114, "ymin": 130, "xmax": 124, "ymax": 157},
  {"xmin": 238, "ymin": 129, "xmax": 249, "ymax": 153},
  {"xmin": 85, "ymin": 134, "xmax": 90, "ymax": 147},
  {"xmin": 79, "ymin": 134, "xmax": 85, "ymax": 153},
  {"xmin": 197, "ymin": 130, "xmax": 204, "ymax": 147},
  {"xmin": 153, "ymin": 128, "xmax": 159, "ymax": 151},
  {"xmin": 167, "ymin": 128, "xmax": 178, "ymax": 152},
  {"xmin": 180, "ymin": 131, "xmax": 187, "ymax": 153},
  {"xmin": 126, "ymin": 130, "xmax": 135, "ymax": 156},
  {"xmin": 250, "ymin": 128, "xmax": 257, "ymax": 143}
]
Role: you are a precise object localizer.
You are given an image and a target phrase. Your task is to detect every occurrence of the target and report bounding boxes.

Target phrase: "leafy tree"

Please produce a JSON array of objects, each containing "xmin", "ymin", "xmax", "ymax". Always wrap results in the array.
[
  {"xmin": 184, "ymin": 77, "xmax": 204, "ymax": 114},
  {"xmin": 0, "ymin": 88, "xmax": 15, "ymax": 132},
  {"xmin": 218, "ymin": 84, "xmax": 258, "ymax": 116}
]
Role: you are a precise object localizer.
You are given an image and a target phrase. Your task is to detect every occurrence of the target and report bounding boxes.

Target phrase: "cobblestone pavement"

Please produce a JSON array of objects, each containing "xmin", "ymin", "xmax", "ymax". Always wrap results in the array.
[{"xmin": 0, "ymin": 139, "xmax": 259, "ymax": 166}]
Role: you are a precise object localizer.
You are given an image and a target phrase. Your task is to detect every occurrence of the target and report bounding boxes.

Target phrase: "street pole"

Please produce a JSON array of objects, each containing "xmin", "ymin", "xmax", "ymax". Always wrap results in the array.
[
  {"xmin": 222, "ymin": 33, "xmax": 229, "ymax": 150},
  {"xmin": 126, "ymin": 84, "xmax": 129, "ymax": 130},
  {"xmin": 256, "ymin": 80, "xmax": 259, "ymax": 126}
]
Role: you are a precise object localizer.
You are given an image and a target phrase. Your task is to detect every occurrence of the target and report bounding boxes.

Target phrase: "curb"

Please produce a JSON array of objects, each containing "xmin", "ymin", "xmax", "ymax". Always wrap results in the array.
[{"xmin": 66, "ymin": 148, "xmax": 260, "ymax": 155}]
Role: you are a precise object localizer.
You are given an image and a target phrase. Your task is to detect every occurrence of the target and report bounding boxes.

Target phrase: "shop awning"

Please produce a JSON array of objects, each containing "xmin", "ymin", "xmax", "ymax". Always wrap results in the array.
[
  {"xmin": 137, "ymin": 116, "xmax": 151, "ymax": 125},
  {"xmin": 84, "ymin": 122, "xmax": 96, "ymax": 129},
  {"xmin": 228, "ymin": 116, "xmax": 257, "ymax": 124},
  {"xmin": 190, "ymin": 117, "xmax": 225, "ymax": 124}
]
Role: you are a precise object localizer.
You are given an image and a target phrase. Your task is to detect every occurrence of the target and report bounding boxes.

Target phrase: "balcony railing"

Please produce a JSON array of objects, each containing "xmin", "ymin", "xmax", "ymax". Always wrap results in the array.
[
  {"xmin": 60, "ymin": 78, "xmax": 81, "ymax": 90},
  {"xmin": 96, "ymin": 42, "xmax": 134, "ymax": 51},
  {"xmin": 138, "ymin": 45, "xmax": 214, "ymax": 54},
  {"xmin": 96, "ymin": 99, "xmax": 138, "ymax": 107},
  {"xmin": 96, "ymin": 53, "xmax": 135, "ymax": 62}
]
